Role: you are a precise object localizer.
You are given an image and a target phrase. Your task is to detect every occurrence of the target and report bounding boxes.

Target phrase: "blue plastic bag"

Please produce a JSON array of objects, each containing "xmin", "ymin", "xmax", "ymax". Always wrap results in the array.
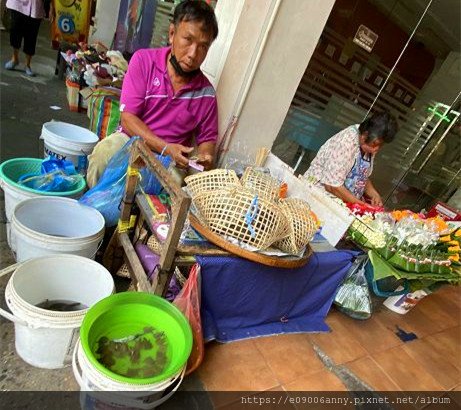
[
  {"xmin": 79, "ymin": 137, "xmax": 172, "ymax": 226},
  {"xmin": 18, "ymin": 157, "xmax": 81, "ymax": 192}
]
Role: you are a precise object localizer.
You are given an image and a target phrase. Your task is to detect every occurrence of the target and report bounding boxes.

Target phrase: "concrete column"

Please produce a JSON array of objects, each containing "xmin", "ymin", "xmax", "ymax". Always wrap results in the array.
[
  {"xmin": 214, "ymin": 0, "xmax": 335, "ymax": 164},
  {"xmin": 88, "ymin": 0, "xmax": 122, "ymax": 47}
]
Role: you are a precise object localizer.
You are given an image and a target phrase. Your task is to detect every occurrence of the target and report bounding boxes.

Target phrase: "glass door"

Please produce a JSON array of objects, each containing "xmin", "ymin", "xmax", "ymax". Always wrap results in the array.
[
  {"xmin": 382, "ymin": 100, "xmax": 460, "ymax": 211},
  {"xmin": 272, "ymin": 0, "xmax": 461, "ymax": 210}
]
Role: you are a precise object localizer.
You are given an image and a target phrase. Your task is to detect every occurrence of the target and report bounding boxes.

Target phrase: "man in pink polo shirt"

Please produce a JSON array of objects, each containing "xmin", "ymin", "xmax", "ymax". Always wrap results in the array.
[{"xmin": 87, "ymin": 1, "xmax": 218, "ymax": 187}]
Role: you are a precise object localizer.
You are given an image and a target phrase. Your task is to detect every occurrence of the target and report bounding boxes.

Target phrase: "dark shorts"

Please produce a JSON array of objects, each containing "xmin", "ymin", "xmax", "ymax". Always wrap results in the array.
[{"xmin": 9, "ymin": 9, "xmax": 42, "ymax": 56}]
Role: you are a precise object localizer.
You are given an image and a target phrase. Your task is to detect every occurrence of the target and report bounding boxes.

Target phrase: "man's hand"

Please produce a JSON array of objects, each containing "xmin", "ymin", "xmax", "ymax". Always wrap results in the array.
[
  {"xmin": 196, "ymin": 153, "xmax": 214, "ymax": 171},
  {"xmin": 196, "ymin": 141, "xmax": 216, "ymax": 171},
  {"xmin": 165, "ymin": 144, "xmax": 193, "ymax": 168}
]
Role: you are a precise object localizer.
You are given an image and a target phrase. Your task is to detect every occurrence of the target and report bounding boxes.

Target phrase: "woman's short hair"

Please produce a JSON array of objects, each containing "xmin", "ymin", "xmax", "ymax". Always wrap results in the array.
[
  {"xmin": 359, "ymin": 111, "xmax": 398, "ymax": 143},
  {"xmin": 173, "ymin": 0, "xmax": 219, "ymax": 40}
]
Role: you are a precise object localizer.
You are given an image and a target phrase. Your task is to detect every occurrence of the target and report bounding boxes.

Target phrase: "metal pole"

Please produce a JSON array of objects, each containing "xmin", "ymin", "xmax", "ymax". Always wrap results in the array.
[{"xmin": 364, "ymin": 0, "xmax": 433, "ymax": 120}]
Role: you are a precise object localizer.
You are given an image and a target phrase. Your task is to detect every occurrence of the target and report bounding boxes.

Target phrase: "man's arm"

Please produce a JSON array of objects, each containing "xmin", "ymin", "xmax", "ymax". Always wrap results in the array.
[
  {"xmin": 324, "ymin": 184, "xmax": 367, "ymax": 205},
  {"xmin": 121, "ymin": 112, "xmax": 192, "ymax": 168},
  {"xmin": 196, "ymin": 141, "xmax": 215, "ymax": 171},
  {"xmin": 364, "ymin": 179, "xmax": 383, "ymax": 206}
]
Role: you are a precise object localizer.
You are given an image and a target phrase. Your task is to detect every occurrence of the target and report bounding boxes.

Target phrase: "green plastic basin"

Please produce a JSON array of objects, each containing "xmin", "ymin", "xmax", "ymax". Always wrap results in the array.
[
  {"xmin": 80, "ymin": 292, "xmax": 192, "ymax": 385},
  {"xmin": 0, "ymin": 158, "xmax": 86, "ymax": 196}
]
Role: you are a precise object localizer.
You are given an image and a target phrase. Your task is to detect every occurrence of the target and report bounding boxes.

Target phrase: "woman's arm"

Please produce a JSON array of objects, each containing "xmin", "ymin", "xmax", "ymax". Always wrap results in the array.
[
  {"xmin": 324, "ymin": 184, "xmax": 367, "ymax": 205},
  {"xmin": 364, "ymin": 179, "xmax": 383, "ymax": 206}
]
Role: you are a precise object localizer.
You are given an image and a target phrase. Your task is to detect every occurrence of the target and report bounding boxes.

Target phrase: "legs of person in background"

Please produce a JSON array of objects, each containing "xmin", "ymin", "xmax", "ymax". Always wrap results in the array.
[
  {"xmin": 24, "ymin": 54, "xmax": 34, "ymax": 76},
  {"xmin": 4, "ymin": 48, "xmax": 19, "ymax": 69},
  {"xmin": 22, "ymin": 16, "xmax": 41, "ymax": 76},
  {"xmin": 5, "ymin": 9, "xmax": 21, "ymax": 70},
  {"xmin": 4, "ymin": 9, "xmax": 41, "ymax": 76}
]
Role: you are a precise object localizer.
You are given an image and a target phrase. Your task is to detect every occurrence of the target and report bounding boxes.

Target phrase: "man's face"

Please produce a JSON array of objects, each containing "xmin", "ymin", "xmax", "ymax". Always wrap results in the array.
[{"xmin": 169, "ymin": 20, "xmax": 213, "ymax": 72}]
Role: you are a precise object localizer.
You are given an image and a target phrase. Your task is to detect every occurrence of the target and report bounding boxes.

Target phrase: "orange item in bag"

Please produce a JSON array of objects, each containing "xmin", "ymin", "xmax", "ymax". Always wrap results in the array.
[{"xmin": 279, "ymin": 182, "xmax": 288, "ymax": 199}]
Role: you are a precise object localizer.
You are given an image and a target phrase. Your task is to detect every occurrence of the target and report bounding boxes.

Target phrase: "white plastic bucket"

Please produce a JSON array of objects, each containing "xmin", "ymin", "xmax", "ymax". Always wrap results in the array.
[
  {"xmin": 10, "ymin": 197, "xmax": 105, "ymax": 262},
  {"xmin": 0, "ymin": 256, "xmax": 114, "ymax": 369},
  {"xmin": 73, "ymin": 341, "xmax": 184, "ymax": 409},
  {"xmin": 383, "ymin": 286, "xmax": 430, "ymax": 314},
  {"xmin": 41, "ymin": 121, "xmax": 99, "ymax": 174},
  {"xmin": 0, "ymin": 178, "xmax": 84, "ymax": 248}
]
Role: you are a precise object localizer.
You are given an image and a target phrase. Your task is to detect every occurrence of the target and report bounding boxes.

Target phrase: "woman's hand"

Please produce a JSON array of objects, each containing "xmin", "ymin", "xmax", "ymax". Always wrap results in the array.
[
  {"xmin": 165, "ymin": 144, "xmax": 193, "ymax": 168},
  {"xmin": 368, "ymin": 191, "xmax": 383, "ymax": 207},
  {"xmin": 364, "ymin": 180, "xmax": 383, "ymax": 206}
]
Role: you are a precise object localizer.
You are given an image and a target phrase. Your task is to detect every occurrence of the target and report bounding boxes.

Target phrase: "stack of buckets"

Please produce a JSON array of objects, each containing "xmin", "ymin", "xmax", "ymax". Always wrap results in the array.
[
  {"xmin": 73, "ymin": 293, "xmax": 192, "ymax": 408},
  {"xmin": 0, "ymin": 121, "xmax": 108, "ymax": 368},
  {"xmin": 0, "ymin": 121, "xmax": 99, "ymax": 247},
  {"xmin": 0, "ymin": 121, "xmax": 193, "ymax": 406}
]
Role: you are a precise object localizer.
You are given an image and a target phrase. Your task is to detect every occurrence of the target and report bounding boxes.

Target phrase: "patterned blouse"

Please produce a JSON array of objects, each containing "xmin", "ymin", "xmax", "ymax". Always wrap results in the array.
[{"xmin": 303, "ymin": 124, "xmax": 374, "ymax": 187}]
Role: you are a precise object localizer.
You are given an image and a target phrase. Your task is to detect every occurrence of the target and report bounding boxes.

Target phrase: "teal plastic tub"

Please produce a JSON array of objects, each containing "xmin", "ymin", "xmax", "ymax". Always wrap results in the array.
[{"xmin": 0, "ymin": 158, "xmax": 86, "ymax": 197}]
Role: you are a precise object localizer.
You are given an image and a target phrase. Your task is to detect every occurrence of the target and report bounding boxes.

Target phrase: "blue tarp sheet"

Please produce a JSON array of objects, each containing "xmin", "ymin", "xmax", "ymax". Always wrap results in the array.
[{"xmin": 197, "ymin": 250, "xmax": 356, "ymax": 343}]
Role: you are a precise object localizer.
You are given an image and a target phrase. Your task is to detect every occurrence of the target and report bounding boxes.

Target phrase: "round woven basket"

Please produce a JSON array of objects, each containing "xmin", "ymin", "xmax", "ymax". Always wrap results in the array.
[
  {"xmin": 184, "ymin": 169, "xmax": 240, "ymax": 198},
  {"xmin": 240, "ymin": 167, "xmax": 280, "ymax": 202},
  {"xmin": 193, "ymin": 187, "xmax": 289, "ymax": 250},
  {"xmin": 274, "ymin": 198, "xmax": 318, "ymax": 254}
]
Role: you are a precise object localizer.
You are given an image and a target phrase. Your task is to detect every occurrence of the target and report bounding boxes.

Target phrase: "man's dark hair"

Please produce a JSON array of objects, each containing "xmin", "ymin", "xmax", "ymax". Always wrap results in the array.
[
  {"xmin": 173, "ymin": 1, "xmax": 219, "ymax": 40},
  {"xmin": 359, "ymin": 111, "xmax": 398, "ymax": 143}
]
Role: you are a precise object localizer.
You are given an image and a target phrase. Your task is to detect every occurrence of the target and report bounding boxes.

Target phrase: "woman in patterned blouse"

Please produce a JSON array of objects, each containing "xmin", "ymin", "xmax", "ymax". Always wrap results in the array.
[{"xmin": 304, "ymin": 111, "xmax": 398, "ymax": 206}]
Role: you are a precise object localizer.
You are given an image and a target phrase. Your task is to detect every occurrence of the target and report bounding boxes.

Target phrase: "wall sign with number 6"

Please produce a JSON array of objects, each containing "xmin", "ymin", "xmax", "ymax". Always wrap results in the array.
[{"xmin": 58, "ymin": 15, "xmax": 75, "ymax": 34}]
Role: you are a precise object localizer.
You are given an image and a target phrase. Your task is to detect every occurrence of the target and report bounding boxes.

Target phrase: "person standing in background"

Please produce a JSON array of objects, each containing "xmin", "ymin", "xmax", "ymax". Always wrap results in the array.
[{"xmin": 4, "ymin": 0, "xmax": 50, "ymax": 76}]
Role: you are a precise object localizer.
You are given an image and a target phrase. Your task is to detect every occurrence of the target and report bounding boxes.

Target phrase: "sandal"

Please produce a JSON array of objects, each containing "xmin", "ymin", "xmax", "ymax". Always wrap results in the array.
[
  {"xmin": 25, "ymin": 66, "xmax": 35, "ymax": 77},
  {"xmin": 5, "ymin": 60, "xmax": 19, "ymax": 70}
]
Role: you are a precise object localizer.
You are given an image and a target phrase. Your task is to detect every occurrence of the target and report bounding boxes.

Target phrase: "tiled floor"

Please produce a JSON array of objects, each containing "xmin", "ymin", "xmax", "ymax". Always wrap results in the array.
[{"xmin": 197, "ymin": 285, "xmax": 460, "ymax": 406}]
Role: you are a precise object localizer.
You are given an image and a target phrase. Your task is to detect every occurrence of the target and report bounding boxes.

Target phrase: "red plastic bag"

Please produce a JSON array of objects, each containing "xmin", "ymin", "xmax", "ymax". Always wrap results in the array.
[{"xmin": 173, "ymin": 264, "xmax": 204, "ymax": 375}]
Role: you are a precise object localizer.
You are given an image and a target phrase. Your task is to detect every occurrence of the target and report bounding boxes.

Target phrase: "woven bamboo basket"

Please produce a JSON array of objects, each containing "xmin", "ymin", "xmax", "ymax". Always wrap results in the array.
[
  {"xmin": 274, "ymin": 198, "xmax": 318, "ymax": 254},
  {"xmin": 240, "ymin": 167, "xmax": 281, "ymax": 202},
  {"xmin": 193, "ymin": 187, "xmax": 289, "ymax": 250},
  {"xmin": 184, "ymin": 169, "xmax": 240, "ymax": 198}
]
